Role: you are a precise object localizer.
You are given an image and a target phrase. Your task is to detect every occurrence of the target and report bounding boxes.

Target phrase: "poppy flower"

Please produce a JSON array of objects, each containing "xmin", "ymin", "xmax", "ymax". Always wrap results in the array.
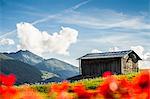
[
  {"xmin": 0, "ymin": 86, "xmax": 18, "ymax": 99},
  {"xmin": 50, "ymin": 81, "xmax": 69, "ymax": 93},
  {"xmin": 117, "ymin": 78, "xmax": 133, "ymax": 98},
  {"xmin": 132, "ymin": 70, "xmax": 150, "ymax": 98},
  {"xmin": 102, "ymin": 71, "xmax": 112, "ymax": 77},
  {"xmin": 72, "ymin": 83, "xmax": 99, "ymax": 99},
  {"xmin": 1, "ymin": 73, "xmax": 16, "ymax": 86},
  {"xmin": 0, "ymin": 73, "xmax": 5, "ymax": 83},
  {"xmin": 18, "ymin": 86, "xmax": 44, "ymax": 99},
  {"xmin": 56, "ymin": 91, "xmax": 74, "ymax": 99},
  {"xmin": 133, "ymin": 71, "xmax": 150, "ymax": 91},
  {"xmin": 0, "ymin": 73, "xmax": 18, "ymax": 99},
  {"xmin": 97, "ymin": 76, "xmax": 118, "ymax": 98}
]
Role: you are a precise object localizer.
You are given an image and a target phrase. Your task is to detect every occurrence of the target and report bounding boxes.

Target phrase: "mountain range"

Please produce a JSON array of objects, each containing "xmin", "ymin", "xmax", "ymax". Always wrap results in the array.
[{"xmin": 0, "ymin": 50, "xmax": 79, "ymax": 84}]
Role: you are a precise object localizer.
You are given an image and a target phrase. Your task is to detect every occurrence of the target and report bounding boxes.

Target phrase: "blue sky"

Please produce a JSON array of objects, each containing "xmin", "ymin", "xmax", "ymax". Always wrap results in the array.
[{"xmin": 0, "ymin": 0, "xmax": 150, "ymax": 68}]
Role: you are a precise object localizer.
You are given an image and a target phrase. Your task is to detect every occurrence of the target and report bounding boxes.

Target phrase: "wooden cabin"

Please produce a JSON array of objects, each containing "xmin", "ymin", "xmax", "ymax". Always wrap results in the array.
[
  {"xmin": 77, "ymin": 50, "xmax": 141, "ymax": 77},
  {"xmin": 67, "ymin": 50, "xmax": 142, "ymax": 81}
]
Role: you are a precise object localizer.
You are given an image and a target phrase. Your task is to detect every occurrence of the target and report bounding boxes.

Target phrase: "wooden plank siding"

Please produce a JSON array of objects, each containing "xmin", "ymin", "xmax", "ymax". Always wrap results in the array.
[{"xmin": 81, "ymin": 57, "xmax": 121, "ymax": 76}]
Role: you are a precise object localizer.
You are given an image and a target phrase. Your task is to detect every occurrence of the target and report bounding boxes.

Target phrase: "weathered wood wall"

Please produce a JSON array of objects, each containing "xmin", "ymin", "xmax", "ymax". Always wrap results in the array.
[{"xmin": 81, "ymin": 57, "xmax": 121, "ymax": 76}]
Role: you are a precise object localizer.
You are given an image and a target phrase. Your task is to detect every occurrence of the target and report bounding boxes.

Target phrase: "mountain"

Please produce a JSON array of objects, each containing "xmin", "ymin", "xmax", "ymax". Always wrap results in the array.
[
  {"xmin": 41, "ymin": 70, "xmax": 59, "ymax": 80},
  {"xmin": 3, "ymin": 50, "xmax": 79, "ymax": 81},
  {"xmin": 35, "ymin": 58, "xmax": 79, "ymax": 79},
  {"xmin": 0, "ymin": 53, "xmax": 14, "ymax": 60},
  {"xmin": 3, "ymin": 50, "xmax": 44, "ymax": 65},
  {"xmin": 0, "ymin": 57, "xmax": 42, "ymax": 84},
  {"xmin": 40, "ymin": 77, "xmax": 63, "ymax": 83}
]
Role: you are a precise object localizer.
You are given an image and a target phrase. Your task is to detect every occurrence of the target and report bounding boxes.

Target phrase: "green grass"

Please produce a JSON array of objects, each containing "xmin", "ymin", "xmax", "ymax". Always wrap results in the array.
[
  {"xmin": 31, "ymin": 83, "xmax": 53, "ymax": 93},
  {"xmin": 31, "ymin": 72, "xmax": 138, "ymax": 93}
]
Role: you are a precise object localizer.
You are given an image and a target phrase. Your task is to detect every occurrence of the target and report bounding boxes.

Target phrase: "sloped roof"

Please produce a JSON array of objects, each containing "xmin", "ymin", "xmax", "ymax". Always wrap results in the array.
[{"xmin": 77, "ymin": 50, "xmax": 142, "ymax": 60}]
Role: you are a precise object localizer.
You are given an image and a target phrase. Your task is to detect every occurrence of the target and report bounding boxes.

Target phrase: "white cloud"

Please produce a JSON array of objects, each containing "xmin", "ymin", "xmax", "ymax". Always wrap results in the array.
[
  {"xmin": 0, "ymin": 0, "xmax": 90, "ymax": 38},
  {"xmin": 109, "ymin": 47, "xmax": 120, "ymax": 52},
  {"xmin": 91, "ymin": 49, "xmax": 102, "ymax": 53},
  {"xmin": 0, "ymin": 30, "xmax": 17, "ymax": 39},
  {"xmin": 130, "ymin": 46, "xmax": 144, "ymax": 58},
  {"xmin": 57, "ymin": 9, "xmax": 150, "ymax": 30},
  {"xmin": 71, "ymin": 0, "xmax": 91, "ymax": 10},
  {"xmin": 143, "ymin": 52, "xmax": 150, "ymax": 61},
  {"xmin": 16, "ymin": 22, "xmax": 78, "ymax": 56},
  {"xmin": 0, "ymin": 38, "xmax": 15, "ymax": 45},
  {"xmin": 32, "ymin": 0, "xmax": 91, "ymax": 25},
  {"xmin": 85, "ymin": 31, "xmax": 149, "ymax": 50},
  {"xmin": 130, "ymin": 46, "xmax": 150, "ymax": 69}
]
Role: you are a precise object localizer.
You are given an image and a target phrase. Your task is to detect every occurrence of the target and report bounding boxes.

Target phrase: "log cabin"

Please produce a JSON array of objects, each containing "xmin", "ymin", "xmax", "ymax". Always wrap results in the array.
[{"xmin": 68, "ymin": 50, "xmax": 142, "ymax": 81}]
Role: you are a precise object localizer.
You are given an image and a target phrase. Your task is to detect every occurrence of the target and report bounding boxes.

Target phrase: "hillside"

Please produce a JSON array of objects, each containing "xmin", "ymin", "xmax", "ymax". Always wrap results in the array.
[
  {"xmin": 3, "ymin": 50, "xmax": 44, "ymax": 65},
  {"xmin": 0, "ymin": 53, "xmax": 14, "ymax": 60},
  {"xmin": 0, "ymin": 59, "xmax": 42, "ymax": 84},
  {"xmin": 2, "ymin": 50, "xmax": 79, "ymax": 81},
  {"xmin": 35, "ymin": 58, "xmax": 79, "ymax": 79}
]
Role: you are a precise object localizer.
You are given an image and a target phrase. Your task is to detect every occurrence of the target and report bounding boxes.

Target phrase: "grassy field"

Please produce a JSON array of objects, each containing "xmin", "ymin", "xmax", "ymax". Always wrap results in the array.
[
  {"xmin": 31, "ymin": 72, "xmax": 138, "ymax": 93},
  {"xmin": 1, "ymin": 71, "xmax": 149, "ymax": 99}
]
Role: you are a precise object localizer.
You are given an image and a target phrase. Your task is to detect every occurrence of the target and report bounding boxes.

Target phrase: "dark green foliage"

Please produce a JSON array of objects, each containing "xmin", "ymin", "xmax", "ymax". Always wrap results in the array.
[
  {"xmin": 124, "ymin": 72, "xmax": 138, "ymax": 80},
  {"xmin": 31, "ymin": 85, "xmax": 50, "ymax": 93},
  {"xmin": 31, "ymin": 83, "xmax": 53, "ymax": 93}
]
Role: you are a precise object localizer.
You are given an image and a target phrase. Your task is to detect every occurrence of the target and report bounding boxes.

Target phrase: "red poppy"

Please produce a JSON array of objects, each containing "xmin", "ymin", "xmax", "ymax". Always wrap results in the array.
[
  {"xmin": 117, "ymin": 78, "xmax": 133, "ymax": 98},
  {"xmin": 0, "ymin": 73, "xmax": 5, "ymax": 83},
  {"xmin": 0, "ymin": 86, "xmax": 18, "ymax": 99},
  {"xmin": 133, "ymin": 71, "xmax": 150, "ymax": 90},
  {"xmin": 102, "ymin": 71, "xmax": 112, "ymax": 77},
  {"xmin": 97, "ymin": 76, "xmax": 118, "ymax": 98},
  {"xmin": 132, "ymin": 70, "xmax": 150, "ymax": 98},
  {"xmin": 50, "ymin": 81, "xmax": 69, "ymax": 93},
  {"xmin": 72, "ymin": 83, "xmax": 98, "ymax": 98},
  {"xmin": 1, "ymin": 74, "xmax": 16, "ymax": 86},
  {"xmin": 56, "ymin": 91, "xmax": 74, "ymax": 99}
]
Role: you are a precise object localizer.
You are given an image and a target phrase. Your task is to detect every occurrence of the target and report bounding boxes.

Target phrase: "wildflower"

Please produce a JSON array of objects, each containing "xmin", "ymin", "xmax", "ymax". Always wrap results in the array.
[
  {"xmin": 132, "ymin": 70, "xmax": 150, "ymax": 98},
  {"xmin": 72, "ymin": 83, "xmax": 98, "ymax": 99},
  {"xmin": 117, "ymin": 78, "xmax": 133, "ymax": 98},
  {"xmin": 0, "ymin": 73, "xmax": 16, "ymax": 86},
  {"xmin": 17, "ymin": 86, "xmax": 44, "ymax": 99},
  {"xmin": 56, "ymin": 91, "xmax": 74, "ymax": 99},
  {"xmin": 102, "ymin": 71, "xmax": 112, "ymax": 77},
  {"xmin": 0, "ymin": 73, "xmax": 19, "ymax": 99},
  {"xmin": 49, "ymin": 81, "xmax": 71, "ymax": 99},
  {"xmin": 97, "ymin": 76, "xmax": 118, "ymax": 98},
  {"xmin": 133, "ymin": 70, "xmax": 150, "ymax": 90},
  {"xmin": 109, "ymin": 81, "xmax": 118, "ymax": 91},
  {"xmin": 50, "ymin": 81, "xmax": 69, "ymax": 93}
]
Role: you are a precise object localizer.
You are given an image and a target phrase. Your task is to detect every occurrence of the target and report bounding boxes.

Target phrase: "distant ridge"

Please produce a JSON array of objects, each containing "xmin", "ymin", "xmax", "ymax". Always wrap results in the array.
[
  {"xmin": 3, "ymin": 50, "xmax": 44, "ymax": 65},
  {"xmin": 0, "ymin": 55, "xmax": 42, "ymax": 84},
  {"xmin": 2, "ymin": 50, "xmax": 79, "ymax": 83},
  {"xmin": 0, "ymin": 53, "xmax": 14, "ymax": 60},
  {"xmin": 35, "ymin": 58, "xmax": 79, "ymax": 79}
]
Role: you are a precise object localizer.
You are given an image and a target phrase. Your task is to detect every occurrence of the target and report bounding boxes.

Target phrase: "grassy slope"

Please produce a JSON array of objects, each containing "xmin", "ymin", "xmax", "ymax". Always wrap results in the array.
[
  {"xmin": 1, "ymin": 59, "xmax": 42, "ymax": 84},
  {"xmin": 31, "ymin": 72, "xmax": 138, "ymax": 93}
]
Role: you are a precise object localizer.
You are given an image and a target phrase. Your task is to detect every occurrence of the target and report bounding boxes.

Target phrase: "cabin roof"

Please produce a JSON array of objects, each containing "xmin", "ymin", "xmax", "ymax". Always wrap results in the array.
[{"xmin": 77, "ymin": 50, "xmax": 142, "ymax": 60}]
